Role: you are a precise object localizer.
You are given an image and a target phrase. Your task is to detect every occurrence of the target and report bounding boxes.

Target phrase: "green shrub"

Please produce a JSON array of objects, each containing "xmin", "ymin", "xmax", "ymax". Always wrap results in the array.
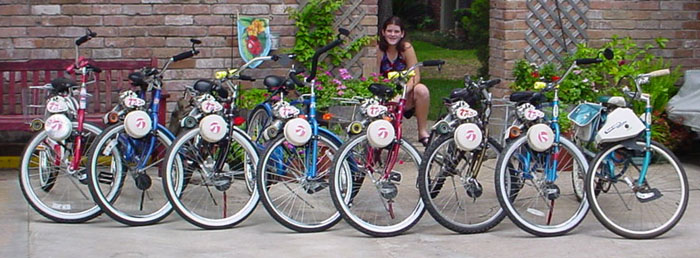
[{"xmin": 456, "ymin": 0, "xmax": 489, "ymax": 77}]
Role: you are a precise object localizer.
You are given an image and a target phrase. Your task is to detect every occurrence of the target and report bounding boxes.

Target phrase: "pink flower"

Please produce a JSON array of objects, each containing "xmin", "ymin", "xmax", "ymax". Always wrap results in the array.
[
  {"xmin": 337, "ymin": 90, "xmax": 345, "ymax": 96},
  {"xmin": 325, "ymin": 71, "xmax": 333, "ymax": 76},
  {"xmin": 373, "ymin": 77, "xmax": 379, "ymax": 82},
  {"xmin": 360, "ymin": 77, "xmax": 366, "ymax": 81},
  {"xmin": 339, "ymin": 68, "xmax": 352, "ymax": 80},
  {"xmin": 316, "ymin": 86, "xmax": 324, "ymax": 91},
  {"xmin": 263, "ymin": 93, "xmax": 269, "ymax": 97},
  {"xmin": 336, "ymin": 85, "xmax": 346, "ymax": 90},
  {"xmin": 332, "ymin": 79, "xmax": 342, "ymax": 85},
  {"xmin": 382, "ymin": 78, "xmax": 391, "ymax": 83},
  {"xmin": 371, "ymin": 72, "xmax": 379, "ymax": 77},
  {"xmin": 618, "ymin": 60, "xmax": 627, "ymax": 66}
]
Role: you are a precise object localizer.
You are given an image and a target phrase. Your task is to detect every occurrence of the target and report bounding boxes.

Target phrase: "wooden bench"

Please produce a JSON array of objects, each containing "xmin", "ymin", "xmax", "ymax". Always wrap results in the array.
[{"xmin": 0, "ymin": 58, "xmax": 168, "ymax": 131}]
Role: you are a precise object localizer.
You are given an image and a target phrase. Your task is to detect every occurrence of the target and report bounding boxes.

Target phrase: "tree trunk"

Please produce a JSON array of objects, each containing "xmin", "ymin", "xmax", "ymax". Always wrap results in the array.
[{"xmin": 378, "ymin": 0, "xmax": 393, "ymax": 29}]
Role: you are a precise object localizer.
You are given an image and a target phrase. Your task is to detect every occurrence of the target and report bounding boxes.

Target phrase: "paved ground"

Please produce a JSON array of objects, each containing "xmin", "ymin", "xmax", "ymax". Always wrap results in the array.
[{"xmin": 2, "ymin": 156, "xmax": 700, "ymax": 257}]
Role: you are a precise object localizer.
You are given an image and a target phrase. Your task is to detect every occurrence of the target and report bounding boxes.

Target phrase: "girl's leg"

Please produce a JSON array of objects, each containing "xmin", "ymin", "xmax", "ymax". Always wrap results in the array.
[{"xmin": 413, "ymin": 83, "xmax": 430, "ymax": 139}]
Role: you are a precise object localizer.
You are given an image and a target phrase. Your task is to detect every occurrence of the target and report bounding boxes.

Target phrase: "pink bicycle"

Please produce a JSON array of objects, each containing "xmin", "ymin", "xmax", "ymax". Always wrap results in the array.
[
  {"xmin": 329, "ymin": 60, "xmax": 445, "ymax": 237},
  {"xmin": 18, "ymin": 30, "xmax": 111, "ymax": 222}
]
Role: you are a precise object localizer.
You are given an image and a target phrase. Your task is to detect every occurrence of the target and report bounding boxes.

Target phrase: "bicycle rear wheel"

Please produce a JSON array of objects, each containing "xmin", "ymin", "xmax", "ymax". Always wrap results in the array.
[
  {"xmin": 330, "ymin": 135, "xmax": 425, "ymax": 237},
  {"xmin": 256, "ymin": 133, "xmax": 342, "ymax": 232},
  {"xmin": 418, "ymin": 136, "xmax": 504, "ymax": 233},
  {"xmin": 495, "ymin": 136, "xmax": 589, "ymax": 237},
  {"xmin": 86, "ymin": 124, "xmax": 173, "ymax": 226},
  {"xmin": 163, "ymin": 128, "xmax": 260, "ymax": 229},
  {"xmin": 19, "ymin": 122, "xmax": 105, "ymax": 223},
  {"xmin": 585, "ymin": 140, "xmax": 688, "ymax": 239}
]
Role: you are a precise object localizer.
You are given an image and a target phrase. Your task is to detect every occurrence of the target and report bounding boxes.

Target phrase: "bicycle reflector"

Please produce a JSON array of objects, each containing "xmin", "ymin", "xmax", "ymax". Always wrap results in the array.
[
  {"xmin": 322, "ymin": 113, "xmax": 333, "ymax": 121},
  {"xmin": 507, "ymin": 125, "xmax": 521, "ymax": 139}
]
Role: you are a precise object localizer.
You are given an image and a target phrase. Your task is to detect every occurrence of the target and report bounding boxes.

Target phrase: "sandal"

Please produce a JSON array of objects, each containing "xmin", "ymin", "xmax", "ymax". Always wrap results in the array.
[{"xmin": 418, "ymin": 137, "xmax": 430, "ymax": 147}]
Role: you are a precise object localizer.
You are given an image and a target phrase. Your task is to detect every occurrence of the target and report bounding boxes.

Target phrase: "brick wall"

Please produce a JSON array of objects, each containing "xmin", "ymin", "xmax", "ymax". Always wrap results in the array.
[
  {"xmin": 490, "ymin": 0, "xmax": 700, "ymax": 96},
  {"xmin": 0, "ymin": 0, "xmax": 378, "ymax": 113}
]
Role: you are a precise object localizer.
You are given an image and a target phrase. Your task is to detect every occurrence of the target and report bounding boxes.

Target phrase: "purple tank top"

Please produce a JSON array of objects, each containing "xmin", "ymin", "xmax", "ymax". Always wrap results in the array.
[{"xmin": 379, "ymin": 52, "xmax": 407, "ymax": 77}]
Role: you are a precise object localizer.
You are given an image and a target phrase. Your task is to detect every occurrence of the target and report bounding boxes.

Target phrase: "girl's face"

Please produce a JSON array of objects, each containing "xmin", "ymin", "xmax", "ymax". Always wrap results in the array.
[{"xmin": 383, "ymin": 24, "xmax": 404, "ymax": 46}]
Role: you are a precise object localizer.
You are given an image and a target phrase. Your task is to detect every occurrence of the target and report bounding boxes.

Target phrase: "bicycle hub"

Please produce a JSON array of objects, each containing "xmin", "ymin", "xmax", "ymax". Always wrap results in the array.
[{"xmin": 380, "ymin": 181, "xmax": 398, "ymax": 199}]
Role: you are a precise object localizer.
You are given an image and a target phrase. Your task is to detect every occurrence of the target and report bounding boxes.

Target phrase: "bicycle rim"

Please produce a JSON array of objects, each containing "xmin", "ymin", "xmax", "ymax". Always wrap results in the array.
[
  {"xmin": 256, "ymin": 134, "xmax": 341, "ymax": 232},
  {"xmin": 164, "ymin": 128, "xmax": 260, "ymax": 229},
  {"xmin": 419, "ymin": 136, "xmax": 504, "ymax": 233},
  {"xmin": 496, "ymin": 136, "xmax": 589, "ymax": 236},
  {"xmin": 87, "ymin": 124, "xmax": 172, "ymax": 226},
  {"xmin": 19, "ymin": 122, "xmax": 104, "ymax": 223},
  {"xmin": 586, "ymin": 141, "xmax": 688, "ymax": 239},
  {"xmin": 331, "ymin": 135, "xmax": 425, "ymax": 237}
]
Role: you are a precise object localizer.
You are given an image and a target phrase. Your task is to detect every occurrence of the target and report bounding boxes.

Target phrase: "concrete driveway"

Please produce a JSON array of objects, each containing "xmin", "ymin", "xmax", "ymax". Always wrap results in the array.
[{"xmin": 1, "ymin": 161, "xmax": 699, "ymax": 258}]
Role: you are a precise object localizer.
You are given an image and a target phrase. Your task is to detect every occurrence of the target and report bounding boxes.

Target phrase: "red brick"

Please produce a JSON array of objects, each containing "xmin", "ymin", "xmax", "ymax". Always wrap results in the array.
[
  {"xmin": 92, "ymin": 5, "xmax": 121, "ymax": 15},
  {"xmin": 123, "ymin": 5, "xmax": 152, "ymax": 15},
  {"xmin": 90, "ymin": 27, "xmax": 119, "ymax": 37},
  {"xmin": 30, "ymin": 49, "xmax": 61, "ymax": 59},
  {"xmin": 660, "ymin": 1, "xmax": 683, "ymax": 10},
  {"xmin": 0, "ymin": 28, "xmax": 27, "ymax": 37},
  {"xmin": 183, "ymin": 5, "xmax": 211, "ymax": 14},
  {"xmin": 0, "ymin": 39, "xmax": 12, "ymax": 49},
  {"xmin": 80, "ymin": 38, "xmax": 104, "ymax": 48},
  {"xmin": 0, "ymin": 5, "xmax": 30, "ymax": 15},
  {"xmin": 72, "ymin": 16, "xmax": 103, "ymax": 26},
  {"xmin": 153, "ymin": 48, "xmax": 185, "ymax": 59},
  {"xmin": 682, "ymin": 21, "xmax": 700, "ymax": 30},
  {"xmin": 119, "ymin": 27, "xmax": 148, "ymax": 36},
  {"xmin": 31, "ymin": 5, "xmax": 61, "ymax": 15},
  {"xmin": 0, "ymin": 49, "xmax": 31, "ymax": 60},
  {"xmin": 168, "ymin": 59, "xmax": 196, "ymax": 69},
  {"xmin": 110, "ymin": 0, "xmax": 142, "ymax": 3},
  {"xmin": 12, "ymin": 38, "xmax": 43, "ymax": 48},
  {"xmin": 684, "ymin": 3, "xmax": 700, "ymax": 10},
  {"xmin": 43, "ymin": 38, "xmax": 72, "ymax": 48},
  {"xmin": 208, "ymin": 26, "xmax": 232, "ymax": 36},
  {"xmin": 41, "ymin": 16, "xmax": 72, "ymax": 26},
  {"xmin": 122, "ymin": 48, "xmax": 153, "ymax": 58},
  {"xmin": 104, "ymin": 16, "xmax": 134, "ymax": 26},
  {"xmin": 27, "ymin": 27, "xmax": 57, "ymax": 37},
  {"xmin": 135, "ymin": 37, "xmax": 166, "ymax": 47},
  {"xmin": 154, "ymin": 5, "xmax": 183, "ymax": 14},
  {"xmin": 661, "ymin": 21, "xmax": 684, "ymax": 30},
  {"xmin": 675, "ymin": 30, "xmax": 697, "ymax": 39},
  {"xmin": 105, "ymin": 38, "xmax": 134, "ymax": 48},
  {"xmin": 49, "ymin": 0, "xmax": 81, "ymax": 3},
  {"xmin": 165, "ymin": 15, "xmax": 194, "ymax": 25},
  {"xmin": 133, "ymin": 16, "xmax": 164, "ymax": 25},
  {"xmin": 211, "ymin": 4, "xmax": 240, "ymax": 14},
  {"xmin": 61, "ymin": 5, "xmax": 92, "ymax": 15},
  {"xmin": 10, "ymin": 16, "xmax": 41, "ymax": 26}
]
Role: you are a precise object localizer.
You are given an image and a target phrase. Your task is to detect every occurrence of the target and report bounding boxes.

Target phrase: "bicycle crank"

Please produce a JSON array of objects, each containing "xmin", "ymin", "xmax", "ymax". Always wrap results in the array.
[{"xmin": 543, "ymin": 182, "xmax": 560, "ymax": 200}]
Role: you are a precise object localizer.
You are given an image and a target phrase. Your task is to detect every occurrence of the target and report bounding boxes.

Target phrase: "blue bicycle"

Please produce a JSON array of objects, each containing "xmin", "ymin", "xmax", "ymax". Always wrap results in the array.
[
  {"xmin": 255, "ymin": 28, "xmax": 351, "ymax": 232},
  {"xmin": 85, "ymin": 40, "xmax": 201, "ymax": 226}
]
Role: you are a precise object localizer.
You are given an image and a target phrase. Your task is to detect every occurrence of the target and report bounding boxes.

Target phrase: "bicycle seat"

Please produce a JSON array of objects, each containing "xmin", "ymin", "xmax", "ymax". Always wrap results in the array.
[
  {"xmin": 50, "ymin": 78, "xmax": 77, "ymax": 93},
  {"xmin": 128, "ymin": 71, "xmax": 148, "ymax": 87},
  {"xmin": 597, "ymin": 96, "xmax": 626, "ymax": 107},
  {"xmin": 510, "ymin": 91, "xmax": 546, "ymax": 105},
  {"xmin": 193, "ymin": 79, "xmax": 215, "ymax": 93},
  {"xmin": 264, "ymin": 75, "xmax": 285, "ymax": 92},
  {"xmin": 368, "ymin": 83, "xmax": 394, "ymax": 99},
  {"xmin": 449, "ymin": 88, "xmax": 480, "ymax": 106}
]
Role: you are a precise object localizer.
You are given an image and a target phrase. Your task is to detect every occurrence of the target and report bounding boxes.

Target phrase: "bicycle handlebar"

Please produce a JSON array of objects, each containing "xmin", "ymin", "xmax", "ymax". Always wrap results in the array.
[
  {"xmin": 641, "ymin": 69, "xmax": 670, "ymax": 78},
  {"xmin": 306, "ymin": 28, "xmax": 349, "ymax": 83},
  {"xmin": 575, "ymin": 58, "xmax": 603, "ymax": 65},
  {"xmin": 75, "ymin": 30, "xmax": 97, "ymax": 46}
]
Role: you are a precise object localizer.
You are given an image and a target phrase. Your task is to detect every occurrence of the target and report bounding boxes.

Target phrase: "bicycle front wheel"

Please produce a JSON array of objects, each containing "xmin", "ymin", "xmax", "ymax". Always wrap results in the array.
[
  {"xmin": 418, "ymin": 136, "xmax": 504, "ymax": 233},
  {"xmin": 495, "ymin": 136, "xmax": 589, "ymax": 237},
  {"xmin": 19, "ymin": 122, "xmax": 104, "ymax": 223},
  {"xmin": 163, "ymin": 127, "xmax": 260, "ymax": 229},
  {"xmin": 330, "ymin": 135, "xmax": 425, "ymax": 237},
  {"xmin": 585, "ymin": 140, "xmax": 688, "ymax": 239},
  {"xmin": 256, "ymin": 133, "xmax": 342, "ymax": 232},
  {"xmin": 86, "ymin": 124, "xmax": 173, "ymax": 226}
]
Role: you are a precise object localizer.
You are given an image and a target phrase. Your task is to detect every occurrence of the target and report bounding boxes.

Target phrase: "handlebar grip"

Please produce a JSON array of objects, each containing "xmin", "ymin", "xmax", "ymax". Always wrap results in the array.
[
  {"xmin": 172, "ymin": 50, "xmax": 199, "ymax": 62},
  {"xmin": 75, "ymin": 32, "xmax": 97, "ymax": 46},
  {"xmin": 239, "ymin": 75, "xmax": 255, "ymax": 81},
  {"xmin": 307, "ymin": 39, "xmax": 343, "ymax": 82},
  {"xmin": 423, "ymin": 60, "xmax": 445, "ymax": 67},
  {"xmin": 575, "ymin": 58, "xmax": 603, "ymax": 65},
  {"xmin": 338, "ymin": 28, "xmax": 350, "ymax": 36},
  {"xmin": 290, "ymin": 72, "xmax": 305, "ymax": 87},
  {"xmin": 483, "ymin": 79, "xmax": 501, "ymax": 88},
  {"xmin": 644, "ymin": 69, "xmax": 670, "ymax": 78}
]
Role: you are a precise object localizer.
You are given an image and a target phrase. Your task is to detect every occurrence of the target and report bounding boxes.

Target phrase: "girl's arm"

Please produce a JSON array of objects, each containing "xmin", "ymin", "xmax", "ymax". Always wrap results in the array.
[{"xmin": 403, "ymin": 42, "xmax": 420, "ymax": 91}]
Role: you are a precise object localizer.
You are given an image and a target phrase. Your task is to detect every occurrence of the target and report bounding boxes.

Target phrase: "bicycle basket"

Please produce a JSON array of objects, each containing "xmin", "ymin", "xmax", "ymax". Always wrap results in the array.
[{"xmin": 568, "ymin": 102, "xmax": 603, "ymax": 143}]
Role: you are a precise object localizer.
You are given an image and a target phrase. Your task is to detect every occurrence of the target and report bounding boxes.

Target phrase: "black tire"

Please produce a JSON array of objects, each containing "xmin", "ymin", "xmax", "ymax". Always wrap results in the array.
[
  {"xmin": 418, "ymin": 135, "xmax": 506, "ymax": 233},
  {"xmin": 585, "ymin": 140, "xmax": 688, "ymax": 239}
]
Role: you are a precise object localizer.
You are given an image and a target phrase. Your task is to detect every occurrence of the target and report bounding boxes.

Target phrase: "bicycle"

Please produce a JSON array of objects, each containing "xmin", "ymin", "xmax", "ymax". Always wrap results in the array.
[
  {"xmin": 85, "ymin": 39, "xmax": 201, "ymax": 226},
  {"xmin": 162, "ymin": 55, "xmax": 287, "ymax": 229},
  {"xmin": 584, "ymin": 69, "xmax": 688, "ymax": 239},
  {"xmin": 494, "ymin": 55, "xmax": 606, "ymax": 236},
  {"xmin": 255, "ymin": 28, "xmax": 352, "ymax": 232},
  {"xmin": 417, "ymin": 77, "xmax": 506, "ymax": 234},
  {"xmin": 18, "ymin": 30, "xmax": 107, "ymax": 223},
  {"xmin": 329, "ymin": 60, "xmax": 445, "ymax": 237}
]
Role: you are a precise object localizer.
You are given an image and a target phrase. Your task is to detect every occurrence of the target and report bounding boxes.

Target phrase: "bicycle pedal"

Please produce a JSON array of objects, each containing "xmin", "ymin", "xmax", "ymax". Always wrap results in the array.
[
  {"xmin": 389, "ymin": 170, "xmax": 402, "ymax": 182},
  {"xmin": 636, "ymin": 188, "xmax": 663, "ymax": 203}
]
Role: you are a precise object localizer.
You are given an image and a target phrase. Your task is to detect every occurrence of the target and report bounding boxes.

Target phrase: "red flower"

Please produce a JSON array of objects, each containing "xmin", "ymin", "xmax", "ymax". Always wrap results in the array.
[
  {"xmin": 618, "ymin": 60, "xmax": 627, "ymax": 66},
  {"xmin": 531, "ymin": 71, "xmax": 540, "ymax": 78},
  {"xmin": 551, "ymin": 75, "xmax": 561, "ymax": 81}
]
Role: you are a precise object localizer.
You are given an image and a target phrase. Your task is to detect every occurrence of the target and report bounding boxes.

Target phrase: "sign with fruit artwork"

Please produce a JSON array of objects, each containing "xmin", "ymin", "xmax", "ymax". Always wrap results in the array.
[{"xmin": 237, "ymin": 16, "xmax": 271, "ymax": 68}]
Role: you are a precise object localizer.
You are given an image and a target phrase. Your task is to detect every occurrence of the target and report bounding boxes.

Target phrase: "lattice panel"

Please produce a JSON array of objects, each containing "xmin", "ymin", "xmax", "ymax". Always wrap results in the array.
[
  {"xmin": 525, "ymin": 0, "xmax": 589, "ymax": 65},
  {"xmin": 297, "ymin": 0, "xmax": 369, "ymax": 78}
]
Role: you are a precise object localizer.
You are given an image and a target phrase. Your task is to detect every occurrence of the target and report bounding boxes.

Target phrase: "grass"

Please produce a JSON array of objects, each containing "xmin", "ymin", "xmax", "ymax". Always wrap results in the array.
[{"xmin": 410, "ymin": 40, "xmax": 478, "ymax": 120}]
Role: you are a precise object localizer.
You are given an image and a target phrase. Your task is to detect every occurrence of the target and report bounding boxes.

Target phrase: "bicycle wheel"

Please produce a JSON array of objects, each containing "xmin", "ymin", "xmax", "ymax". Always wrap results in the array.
[
  {"xmin": 495, "ymin": 136, "xmax": 589, "ymax": 237},
  {"xmin": 256, "ymin": 132, "xmax": 342, "ymax": 232},
  {"xmin": 418, "ymin": 136, "xmax": 505, "ymax": 233},
  {"xmin": 585, "ymin": 140, "xmax": 688, "ymax": 239},
  {"xmin": 246, "ymin": 105, "xmax": 270, "ymax": 147},
  {"xmin": 19, "ymin": 122, "xmax": 105, "ymax": 223},
  {"xmin": 330, "ymin": 134, "xmax": 425, "ymax": 237},
  {"xmin": 86, "ymin": 124, "xmax": 173, "ymax": 226},
  {"xmin": 163, "ymin": 127, "xmax": 260, "ymax": 229}
]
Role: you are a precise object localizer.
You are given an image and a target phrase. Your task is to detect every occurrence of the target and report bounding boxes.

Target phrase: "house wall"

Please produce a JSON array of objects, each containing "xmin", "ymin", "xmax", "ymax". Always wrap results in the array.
[{"xmin": 490, "ymin": 0, "xmax": 700, "ymax": 96}]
